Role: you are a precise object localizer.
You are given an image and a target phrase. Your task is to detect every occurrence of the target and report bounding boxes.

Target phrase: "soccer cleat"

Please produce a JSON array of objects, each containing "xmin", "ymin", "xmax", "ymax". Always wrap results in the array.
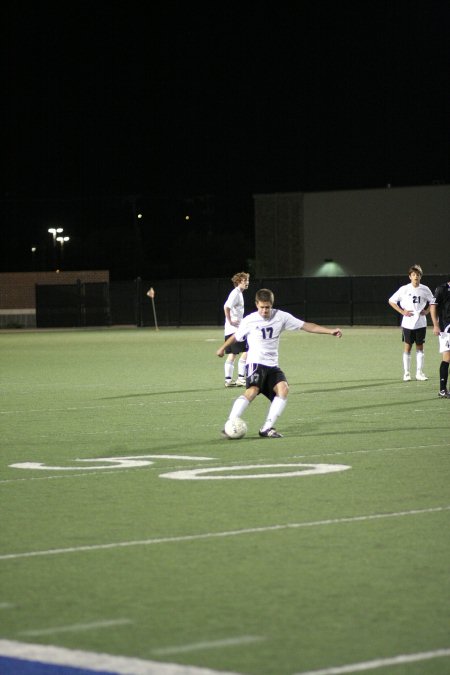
[
  {"xmin": 224, "ymin": 380, "xmax": 237, "ymax": 387},
  {"xmin": 415, "ymin": 372, "xmax": 428, "ymax": 381},
  {"xmin": 235, "ymin": 377, "xmax": 246, "ymax": 387},
  {"xmin": 438, "ymin": 389, "xmax": 450, "ymax": 399},
  {"xmin": 259, "ymin": 428, "xmax": 283, "ymax": 438},
  {"xmin": 403, "ymin": 373, "xmax": 411, "ymax": 382}
]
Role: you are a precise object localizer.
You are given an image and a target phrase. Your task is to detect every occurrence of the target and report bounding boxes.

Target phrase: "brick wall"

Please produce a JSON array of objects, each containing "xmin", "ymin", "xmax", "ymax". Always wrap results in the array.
[{"xmin": 0, "ymin": 271, "xmax": 109, "ymax": 309}]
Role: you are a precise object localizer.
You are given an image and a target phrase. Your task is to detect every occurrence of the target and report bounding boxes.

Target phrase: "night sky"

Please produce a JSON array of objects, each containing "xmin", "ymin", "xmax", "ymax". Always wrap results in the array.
[{"xmin": 3, "ymin": 1, "xmax": 449, "ymax": 279}]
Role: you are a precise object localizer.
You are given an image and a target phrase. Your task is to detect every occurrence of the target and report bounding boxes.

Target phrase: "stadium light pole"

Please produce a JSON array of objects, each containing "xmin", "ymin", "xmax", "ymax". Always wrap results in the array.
[
  {"xmin": 56, "ymin": 235, "xmax": 70, "ymax": 269},
  {"xmin": 48, "ymin": 227, "xmax": 63, "ymax": 270}
]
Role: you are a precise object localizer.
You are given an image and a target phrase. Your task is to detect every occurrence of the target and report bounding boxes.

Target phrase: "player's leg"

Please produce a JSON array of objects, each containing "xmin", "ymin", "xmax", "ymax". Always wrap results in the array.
[
  {"xmin": 438, "ymin": 351, "xmax": 450, "ymax": 398},
  {"xmin": 415, "ymin": 345, "xmax": 428, "ymax": 380},
  {"xmin": 235, "ymin": 351, "xmax": 247, "ymax": 386},
  {"xmin": 438, "ymin": 329, "xmax": 450, "ymax": 397},
  {"xmin": 223, "ymin": 334, "xmax": 237, "ymax": 386},
  {"xmin": 402, "ymin": 329, "xmax": 412, "ymax": 381},
  {"xmin": 415, "ymin": 328, "xmax": 428, "ymax": 380},
  {"xmin": 259, "ymin": 372, "xmax": 288, "ymax": 438},
  {"xmin": 221, "ymin": 386, "xmax": 259, "ymax": 437},
  {"xmin": 224, "ymin": 353, "xmax": 236, "ymax": 386}
]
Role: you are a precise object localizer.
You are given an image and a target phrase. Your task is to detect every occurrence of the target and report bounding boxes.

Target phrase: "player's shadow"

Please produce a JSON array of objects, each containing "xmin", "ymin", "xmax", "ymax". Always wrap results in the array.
[
  {"xmin": 288, "ymin": 378, "xmax": 401, "ymax": 395},
  {"xmin": 99, "ymin": 387, "xmax": 223, "ymax": 400},
  {"xmin": 283, "ymin": 422, "xmax": 439, "ymax": 438},
  {"xmin": 328, "ymin": 396, "xmax": 436, "ymax": 413}
]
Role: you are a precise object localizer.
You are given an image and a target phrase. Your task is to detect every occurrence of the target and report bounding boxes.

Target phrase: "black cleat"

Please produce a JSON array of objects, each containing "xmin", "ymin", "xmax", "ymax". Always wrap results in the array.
[
  {"xmin": 259, "ymin": 428, "xmax": 283, "ymax": 438},
  {"xmin": 438, "ymin": 389, "xmax": 450, "ymax": 399}
]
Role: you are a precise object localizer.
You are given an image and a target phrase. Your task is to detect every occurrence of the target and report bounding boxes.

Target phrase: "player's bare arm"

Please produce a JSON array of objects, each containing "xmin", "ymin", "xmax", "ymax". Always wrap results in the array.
[
  {"xmin": 388, "ymin": 301, "xmax": 413, "ymax": 317},
  {"xmin": 301, "ymin": 322, "xmax": 342, "ymax": 338},
  {"xmin": 224, "ymin": 307, "xmax": 239, "ymax": 327},
  {"xmin": 430, "ymin": 304, "xmax": 440, "ymax": 335},
  {"xmin": 217, "ymin": 334, "xmax": 237, "ymax": 357}
]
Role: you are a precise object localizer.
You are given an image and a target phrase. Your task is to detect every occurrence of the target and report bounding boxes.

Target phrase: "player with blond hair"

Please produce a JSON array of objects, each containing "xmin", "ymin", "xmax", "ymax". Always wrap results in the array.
[{"xmin": 222, "ymin": 271, "xmax": 250, "ymax": 387}]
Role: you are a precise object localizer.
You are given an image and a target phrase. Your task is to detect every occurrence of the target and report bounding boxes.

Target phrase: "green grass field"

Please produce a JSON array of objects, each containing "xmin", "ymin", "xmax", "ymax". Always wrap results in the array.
[{"xmin": 1, "ymin": 326, "xmax": 449, "ymax": 675}]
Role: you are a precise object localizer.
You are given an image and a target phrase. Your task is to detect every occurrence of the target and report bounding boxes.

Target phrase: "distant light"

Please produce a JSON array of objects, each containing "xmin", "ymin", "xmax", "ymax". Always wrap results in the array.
[
  {"xmin": 185, "ymin": 215, "xmax": 190, "ymax": 221},
  {"xmin": 137, "ymin": 213, "xmax": 143, "ymax": 219},
  {"xmin": 314, "ymin": 260, "xmax": 347, "ymax": 277},
  {"xmin": 31, "ymin": 246, "xmax": 37, "ymax": 252}
]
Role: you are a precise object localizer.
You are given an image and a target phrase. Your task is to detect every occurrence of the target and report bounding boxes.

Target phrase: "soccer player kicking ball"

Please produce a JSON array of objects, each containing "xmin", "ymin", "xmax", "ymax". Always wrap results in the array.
[{"xmin": 216, "ymin": 288, "xmax": 342, "ymax": 438}]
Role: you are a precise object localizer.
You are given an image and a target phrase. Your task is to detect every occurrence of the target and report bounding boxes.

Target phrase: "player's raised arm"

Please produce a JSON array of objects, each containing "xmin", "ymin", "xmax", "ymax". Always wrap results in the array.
[{"xmin": 301, "ymin": 322, "xmax": 342, "ymax": 337}]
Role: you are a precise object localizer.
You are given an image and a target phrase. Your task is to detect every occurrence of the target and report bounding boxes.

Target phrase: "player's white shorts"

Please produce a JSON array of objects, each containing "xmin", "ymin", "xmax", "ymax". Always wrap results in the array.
[{"xmin": 439, "ymin": 325, "xmax": 450, "ymax": 353}]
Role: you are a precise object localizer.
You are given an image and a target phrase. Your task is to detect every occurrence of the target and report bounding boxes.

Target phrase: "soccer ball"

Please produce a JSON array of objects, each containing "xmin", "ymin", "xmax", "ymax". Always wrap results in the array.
[{"xmin": 224, "ymin": 417, "xmax": 248, "ymax": 439}]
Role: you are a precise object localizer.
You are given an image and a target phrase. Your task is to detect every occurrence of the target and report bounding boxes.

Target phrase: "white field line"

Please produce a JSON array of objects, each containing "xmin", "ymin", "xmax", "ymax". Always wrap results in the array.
[
  {"xmin": 19, "ymin": 618, "xmax": 133, "ymax": 636},
  {"xmin": 293, "ymin": 647, "xmax": 450, "ymax": 675},
  {"xmin": 152, "ymin": 636, "xmax": 264, "ymax": 656},
  {"xmin": 0, "ymin": 639, "xmax": 241, "ymax": 675},
  {"xmin": 0, "ymin": 505, "xmax": 448, "ymax": 562}
]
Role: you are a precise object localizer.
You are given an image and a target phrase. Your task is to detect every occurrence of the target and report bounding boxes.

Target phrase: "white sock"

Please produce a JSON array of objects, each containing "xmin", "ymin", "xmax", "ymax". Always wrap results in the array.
[
  {"xmin": 229, "ymin": 396, "xmax": 249, "ymax": 420},
  {"xmin": 403, "ymin": 353, "xmax": 411, "ymax": 374},
  {"xmin": 225, "ymin": 361, "xmax": 235, "ymax": 381},
  {"xmin": 260, "ymin": 396, "xmax": 287, "ymax": 432},
  {"xmin": 416, "ymin": 351, "xmax": 424, "ymax": 373},
  {"xmin": 238, "ymin": 357, "xmax": 247, "ymax": 379}
]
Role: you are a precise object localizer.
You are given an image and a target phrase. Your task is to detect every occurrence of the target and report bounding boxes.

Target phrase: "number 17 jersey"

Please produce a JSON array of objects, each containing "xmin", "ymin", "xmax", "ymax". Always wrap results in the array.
[{"xmin": 234, "ymin": 309, "xmax": 304, "ymax": 367}]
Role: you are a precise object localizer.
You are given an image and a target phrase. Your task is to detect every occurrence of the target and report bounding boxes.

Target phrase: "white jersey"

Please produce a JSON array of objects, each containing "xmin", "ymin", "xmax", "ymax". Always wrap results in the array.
[
  {"xmin": 388, "ymin": 282, "xmax": 435, "ymax": 329},
  {"xmin": 224, "ymin": 287, "xmax": 245, "ymax": 334},
  {"xmin": 234, "ymin": 309, "xmax": 304, "ymax": 367}
]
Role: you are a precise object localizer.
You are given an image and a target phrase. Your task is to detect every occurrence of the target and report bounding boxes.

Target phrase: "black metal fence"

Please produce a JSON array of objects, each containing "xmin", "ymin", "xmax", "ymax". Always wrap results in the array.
[
  {"xmin": 35, "ymin": 275, "xmax": 448, "ymax": 328},
  {"xmin": 36, "ymin": 281, "xmax": 111, "ymax": 328}
]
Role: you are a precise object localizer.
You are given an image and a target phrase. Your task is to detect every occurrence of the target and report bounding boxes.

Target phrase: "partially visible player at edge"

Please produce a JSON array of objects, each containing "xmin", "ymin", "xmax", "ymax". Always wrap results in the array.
[
  {"xmin": 216, "ymin": 288, "xmax": 342, "ymax": 438},
  {"xmin": 222, "ymin": 271, "xmax": 250, "ymax": 387},
  {"xmin": 430, "ymin": 276, "xmax": 450, "ymax": 398},
  {"xmin": 388, "ymin": 264, "xmax": 434, "ymax": 382}
]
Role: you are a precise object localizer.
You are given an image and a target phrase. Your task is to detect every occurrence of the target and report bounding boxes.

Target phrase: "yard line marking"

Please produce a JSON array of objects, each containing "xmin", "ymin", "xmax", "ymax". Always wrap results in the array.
[
  {"xmin": 19, "ymin": 618, "xmax": 132, "ymax": 636},
  {"xmin": 293, "ymin": 647, "xmax": 450, "ymax": 674},
  {"xmin": 0, "ymin": 639, "xmax": 242, "ymax": 674},
  {"xmin": 2, "ymin": 442, "xmax": 448, "ymax": 485},
  {"xmin": 0, "ymin": 505, "xmax": 448, "ymax": 561},
  {"xmin": 153, "ymin": 635, "xmax": 264, "ymax": 655}
]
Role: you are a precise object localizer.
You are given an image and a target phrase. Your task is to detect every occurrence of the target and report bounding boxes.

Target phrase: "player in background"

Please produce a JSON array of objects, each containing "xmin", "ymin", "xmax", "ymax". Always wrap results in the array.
[
  {"xmin": 388, "ymin": 264, "xmax": 434, "ymax": 381},
  {"xmin": 222, "ymin": 272, "xmax": 250, "ymax": 387},
  {"xmin": 430, "ymin": 277, "xmax": 450, "ymax": 398},
  {"xmin": 216, "ymin": 288, "xmax": 342, "ymax": 438}
]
